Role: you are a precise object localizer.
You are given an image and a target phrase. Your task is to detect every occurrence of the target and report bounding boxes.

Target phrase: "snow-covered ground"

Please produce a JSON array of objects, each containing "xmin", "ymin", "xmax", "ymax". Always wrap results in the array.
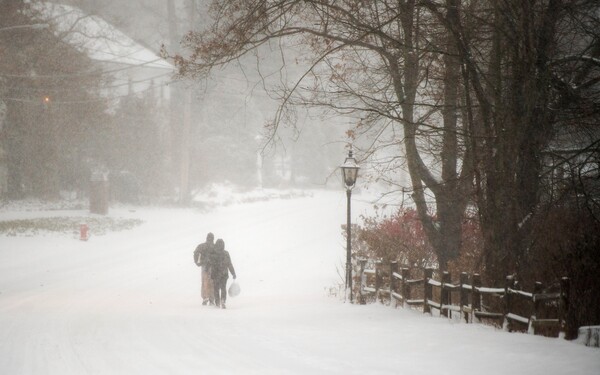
[{"xmin": 0, "ymin": 190, "xmax": 598, "ymax": 374}]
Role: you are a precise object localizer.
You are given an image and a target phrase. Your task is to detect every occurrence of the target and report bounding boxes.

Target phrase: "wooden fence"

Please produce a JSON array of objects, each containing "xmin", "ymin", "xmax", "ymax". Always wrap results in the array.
[{"xmin": 358, "ymin": 260, "xmax": 570, "ymax": 337}]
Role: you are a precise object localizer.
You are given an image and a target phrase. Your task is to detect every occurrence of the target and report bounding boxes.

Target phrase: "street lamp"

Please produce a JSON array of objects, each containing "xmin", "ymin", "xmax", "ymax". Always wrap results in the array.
[{"xmin": 340, "ymin": 149, "xmax": 360, "ymax": 302}]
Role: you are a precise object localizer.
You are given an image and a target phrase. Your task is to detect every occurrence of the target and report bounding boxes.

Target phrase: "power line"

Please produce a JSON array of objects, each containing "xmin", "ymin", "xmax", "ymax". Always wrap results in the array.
[
  {"xmin": 4, "ymin": 71, "xmax": 174, "ymax": 92},
  {"xmin": 0, "ymin": 58, "xmax": 173, "ymax": 79},
  {"xmin": 1, "ymin": 78, "xmax": 175, "ymax": 104}
]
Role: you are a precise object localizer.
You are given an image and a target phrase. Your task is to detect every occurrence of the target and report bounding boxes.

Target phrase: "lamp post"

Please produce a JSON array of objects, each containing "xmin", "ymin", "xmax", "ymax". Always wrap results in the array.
[{"xmin": 340, "ymin": 149, "xmax": 360, "ymax": 302}]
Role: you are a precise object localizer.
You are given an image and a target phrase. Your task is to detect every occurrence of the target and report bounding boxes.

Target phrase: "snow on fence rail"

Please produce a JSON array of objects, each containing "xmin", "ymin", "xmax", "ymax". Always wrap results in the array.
[{"xmin": 357, "ymin": 260, "xmax": 571, "ymax": 339}]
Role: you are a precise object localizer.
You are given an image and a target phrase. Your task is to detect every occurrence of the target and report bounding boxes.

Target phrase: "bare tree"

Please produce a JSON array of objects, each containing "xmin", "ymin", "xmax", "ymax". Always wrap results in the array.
[
  {"xmin": 170, "ymin": 0, "xmax": 475, "ymax": 270},
  {"xmin": 422, "ymin": 0, "xmax": 600, "ymax": 282},
  {"xmin": 1, "ymin": 0, "xmax": 109, "ymax": 199}
]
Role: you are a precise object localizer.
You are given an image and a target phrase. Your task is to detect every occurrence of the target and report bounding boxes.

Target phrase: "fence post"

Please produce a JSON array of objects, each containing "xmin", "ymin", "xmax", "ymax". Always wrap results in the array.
[
  {"xmin": 390, "ymin": 261, "xmax": 398, "ymax": 307},
  {"xmin": 359, "ymin": 259, "xmax": 367, "ymax": 305},
  {"xmin": 559, "ymin": 277, "xmax": 570, "ymax": 339},
  {"xmin": 504, "ymin": 275, "xmax": 515, "ymax": 331},
  {"xmin": 441, "ymin": 271, "xmax": 451, "ymax": 318},
  {"xmin": 460, "ymin": 272, "xmax": 469, "ymax": 323},
  {"xmin": 532, "ymin": 281, "xmax": 543, "ymax": 335},
  {"xmin": 424, "ymin": 268, "xmax": 433, "ymax": 314},
  {"xmin": 401, "ymin": 268, "xmax": 410, "ymax": 309},
  {"xmin": 472, "ymin": 273, "xmax": 481, "ymax": 323}
]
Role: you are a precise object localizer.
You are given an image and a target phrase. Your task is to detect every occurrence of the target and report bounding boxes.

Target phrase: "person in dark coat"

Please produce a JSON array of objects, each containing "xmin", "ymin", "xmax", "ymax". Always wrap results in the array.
[
  {"xmin": 193, "ymin": 232, "xmax": 215, "ymax": 305},
  {"xmin": 211, "ymin": 238, "xmax": 236, "ymax": 309}
]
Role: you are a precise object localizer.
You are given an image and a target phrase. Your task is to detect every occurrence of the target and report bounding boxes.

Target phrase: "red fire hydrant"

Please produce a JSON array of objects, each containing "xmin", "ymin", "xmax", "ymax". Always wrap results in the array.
[{"xmin": 80, "ymin": 223, "xmax": 89, "ymax": 241}]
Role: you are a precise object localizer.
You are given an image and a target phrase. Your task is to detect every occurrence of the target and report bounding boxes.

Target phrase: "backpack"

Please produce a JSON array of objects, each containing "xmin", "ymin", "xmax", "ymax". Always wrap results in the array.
[{"xmin": 210, "ymin": 249, "xmax": 228, "ymax": 279}]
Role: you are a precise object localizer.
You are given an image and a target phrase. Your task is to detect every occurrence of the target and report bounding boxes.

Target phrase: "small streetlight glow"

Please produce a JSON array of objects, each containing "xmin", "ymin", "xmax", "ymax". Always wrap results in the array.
[{"xmin": 340, "ymin": 150, "xmax": 360, "ymax": 189}]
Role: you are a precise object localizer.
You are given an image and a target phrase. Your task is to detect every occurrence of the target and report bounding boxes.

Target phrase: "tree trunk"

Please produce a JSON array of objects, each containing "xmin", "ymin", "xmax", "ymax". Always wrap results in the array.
[{"xmin": 399, "ymin": 0, "xmax": 470, "ymax": 271}]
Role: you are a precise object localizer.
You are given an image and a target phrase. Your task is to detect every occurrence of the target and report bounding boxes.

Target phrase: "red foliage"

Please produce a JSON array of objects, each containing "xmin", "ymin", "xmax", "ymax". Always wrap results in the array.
[
  {"xmin": 357, "ymin": 208, "xmax": 435, "ymax": 268},
  {"xmin": 357, "ymin": 207, "xmax": 483, "ymax": 273}
]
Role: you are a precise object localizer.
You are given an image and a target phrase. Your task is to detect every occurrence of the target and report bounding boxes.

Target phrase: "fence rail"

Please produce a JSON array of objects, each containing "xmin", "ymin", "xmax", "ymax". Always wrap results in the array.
[{"xmin": 358, "ymin": 260, "xmax": 570, "ymax": 338}]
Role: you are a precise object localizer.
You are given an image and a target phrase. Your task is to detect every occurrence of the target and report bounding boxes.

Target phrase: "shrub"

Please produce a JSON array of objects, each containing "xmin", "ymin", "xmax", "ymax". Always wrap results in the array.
[
  {"xmin": 357, "ymin": 208, "xmax": 436, "ymax": 268},
  {"xmin": 355, "ymin": 207, "xmax": 483, "ymax": 273}
]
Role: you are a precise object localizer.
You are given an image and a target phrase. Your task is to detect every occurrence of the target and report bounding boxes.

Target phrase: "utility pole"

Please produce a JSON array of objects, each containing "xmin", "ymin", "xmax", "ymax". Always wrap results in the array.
[
  {"xmin": 180, "ymin": 85, "xmax": 191, "ymax": 204},
  {"xmin": 179, "ymin": 0, "xmax": 195, "ymax": 205},
  {"xmin": 167, "ymin": 0, "xmax": 192, "ymax": 205},
  {"xmin": 167, "ymin": 0, "xmax": 179, "ymax": 200}
]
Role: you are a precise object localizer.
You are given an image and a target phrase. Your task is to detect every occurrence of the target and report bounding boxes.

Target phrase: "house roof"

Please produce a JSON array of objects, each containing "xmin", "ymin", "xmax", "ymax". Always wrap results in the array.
[{"xmin": 35, "ymin": 3, "xmax": 173, "ymax": 71}]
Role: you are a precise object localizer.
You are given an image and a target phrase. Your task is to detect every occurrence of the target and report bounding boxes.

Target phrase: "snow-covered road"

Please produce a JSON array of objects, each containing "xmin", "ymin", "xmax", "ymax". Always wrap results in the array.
[{"xmin": 0, "ymin": 191, "xmax": 598, "ymax": 374}]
